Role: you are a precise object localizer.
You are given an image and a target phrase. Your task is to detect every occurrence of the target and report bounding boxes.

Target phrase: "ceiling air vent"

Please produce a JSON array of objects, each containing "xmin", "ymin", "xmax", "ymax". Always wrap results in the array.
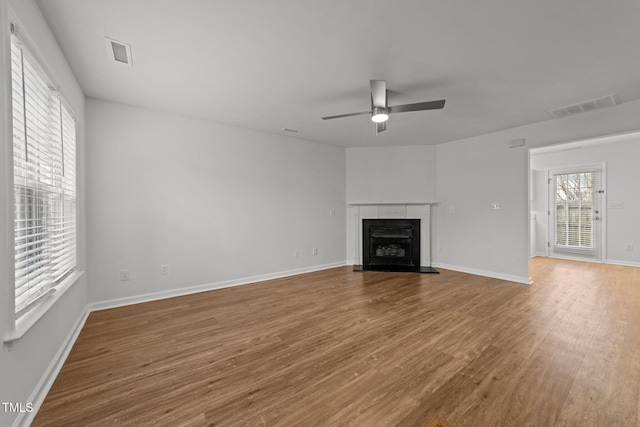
[
  {"xmin": 105, "ymin": 37, "xmax": 133, "ymax": 66},
  {"xmin": 547, "ymin": 94, "xmax": 618, "ymax": 119}
]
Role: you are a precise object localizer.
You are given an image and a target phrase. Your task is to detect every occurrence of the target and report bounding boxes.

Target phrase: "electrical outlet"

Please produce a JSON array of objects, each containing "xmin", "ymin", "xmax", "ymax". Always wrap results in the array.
[
  {"xmin": 448, "ymin": 206, "xmax": 455, "ymax": 214},
  {"xmin": 329, "ymin": 208, "xmax": 336, "ymax": 217},
  {"xmin": 626, "ymin": 244, "xmax": 634, "ymax": 252},
  {"xmin": 294, "ymin": 250, "xmax": 300, "ymax": 258},
  {"xmin": 490, "ymin": 202, "xmax": 502, "ymax": 210},
  {"xmin": 120, "ymin": 270, "xmax": 130, "ymax": 281},
  {"xmin": 160, "ymin": 265, "xmax": 169, "ymax": 275},
  {"xmin": 312, "ymin": 247, "xmax": 318, "ymax": 256}
]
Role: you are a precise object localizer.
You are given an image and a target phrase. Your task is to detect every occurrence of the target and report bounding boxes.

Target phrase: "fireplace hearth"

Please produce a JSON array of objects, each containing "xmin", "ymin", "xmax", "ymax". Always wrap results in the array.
[{"xmin": 362, "ymin": 218, "xmax": 438, "ymax": 273}]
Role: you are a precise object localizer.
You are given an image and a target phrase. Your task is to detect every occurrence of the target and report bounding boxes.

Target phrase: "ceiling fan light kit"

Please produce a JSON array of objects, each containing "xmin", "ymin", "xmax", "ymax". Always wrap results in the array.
[
  {"xmin": 322, "ymin": 80, "xmax": 445, "ymax": 134},
  {"xmin": 371, "ymin": 107, "xmax": 389, "ymax": 123}
]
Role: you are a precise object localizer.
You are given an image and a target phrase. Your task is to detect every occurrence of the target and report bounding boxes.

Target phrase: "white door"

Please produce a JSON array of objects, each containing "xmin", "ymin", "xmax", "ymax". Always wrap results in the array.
[{"xmin": 548, "ymin": 166, "xmax": 604, "ymax": 261}]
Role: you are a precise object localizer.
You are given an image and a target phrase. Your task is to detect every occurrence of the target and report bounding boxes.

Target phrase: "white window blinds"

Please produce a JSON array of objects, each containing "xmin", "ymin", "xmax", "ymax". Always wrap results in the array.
[{"xmin": 11, "ymin": 28, "xmax": 77, "ymax": 318}]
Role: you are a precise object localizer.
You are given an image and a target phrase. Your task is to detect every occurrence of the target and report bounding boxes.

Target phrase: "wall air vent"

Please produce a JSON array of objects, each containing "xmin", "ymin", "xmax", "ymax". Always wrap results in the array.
[
  {"xmin": 105, "ymin": 37, "xmax": 133, "ymax": 66},
  {"xmin": 547, "ymin": 94, "xmax": 618, "ymax": 119}
]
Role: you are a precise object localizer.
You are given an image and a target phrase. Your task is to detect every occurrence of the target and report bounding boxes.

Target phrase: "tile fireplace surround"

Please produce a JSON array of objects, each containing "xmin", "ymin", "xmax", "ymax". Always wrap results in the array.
[{"xmin": 348, "ymin": 203, "xmax": 435, "ymax": 267}]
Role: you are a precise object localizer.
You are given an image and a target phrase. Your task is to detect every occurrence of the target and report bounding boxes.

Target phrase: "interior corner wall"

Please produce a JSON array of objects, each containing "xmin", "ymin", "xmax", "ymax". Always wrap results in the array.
[
  {"xmin": 530, "ymin": 137, "xmax": 640, "ymax": 266},
  {"xmin": 434, "ymin": 98, "xmax": 640, "ymax": 284},
  {"xmin": 86, "ymin": 98, "xmax": 346, "ymax": 304},
  {"xmin": 1, "ymin": 0, "xmax": 88, "ymax": 426}
]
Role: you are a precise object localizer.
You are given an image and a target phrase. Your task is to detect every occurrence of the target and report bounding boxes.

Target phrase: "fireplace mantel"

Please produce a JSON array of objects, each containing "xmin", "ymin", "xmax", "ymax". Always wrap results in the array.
[{"xmin": 348, "ymin": 203, "xmax": 435, "ymax": 267}]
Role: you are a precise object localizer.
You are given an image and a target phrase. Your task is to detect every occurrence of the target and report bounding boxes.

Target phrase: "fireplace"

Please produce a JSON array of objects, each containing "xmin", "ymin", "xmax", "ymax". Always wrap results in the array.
[
  {"xmin": 362, "ymin": 219, "xmax": 421, "ymax": 271},
  {"xmin": 350, "ymin": 203, "xmax": 438, "ymax": 274}
]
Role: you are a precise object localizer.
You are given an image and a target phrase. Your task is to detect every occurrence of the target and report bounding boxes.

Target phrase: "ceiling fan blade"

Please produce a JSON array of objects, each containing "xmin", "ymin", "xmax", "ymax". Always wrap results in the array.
[
  {"xmin": 322, "ymin": 111, "xmax": 371, "ymax": 120},
  {"xmin": 375, "ymin": 121, "xmax": 386, "ymax": 134},
  {"xmin": 389, "ymin": 99, "xmax": 446, "ymax": 113},
  {"xmin": 370, "ymin": 80, "xmax": 387, "ymax": 108}
]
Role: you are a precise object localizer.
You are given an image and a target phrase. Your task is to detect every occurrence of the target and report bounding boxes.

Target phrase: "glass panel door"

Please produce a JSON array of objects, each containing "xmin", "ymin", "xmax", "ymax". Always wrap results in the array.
[{"xmin": 549, "ymin": 167, "xmax": 603, "ymax": 261}]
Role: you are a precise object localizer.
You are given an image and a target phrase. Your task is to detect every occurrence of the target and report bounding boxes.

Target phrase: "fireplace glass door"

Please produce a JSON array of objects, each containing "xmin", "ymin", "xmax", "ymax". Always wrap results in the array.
[
  {"xmin": 369, "ymin": 226, "xmax": 414, "ymax": 266},
  {"xmin": 362, "ymin": 219, "xmax": 420, "ymax": 271}
]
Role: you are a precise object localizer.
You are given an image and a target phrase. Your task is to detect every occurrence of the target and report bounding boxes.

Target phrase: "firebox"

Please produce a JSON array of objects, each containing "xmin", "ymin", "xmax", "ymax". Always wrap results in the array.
[{"xmin": 362, "ymin": 219, "xmax": 421, "ymax": 271}]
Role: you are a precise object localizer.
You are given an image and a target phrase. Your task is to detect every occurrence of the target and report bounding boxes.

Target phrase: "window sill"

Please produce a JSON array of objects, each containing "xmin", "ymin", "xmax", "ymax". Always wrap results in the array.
[{"xmin": 3, "ymin": 270, "xmax": 85, "ymax": 345}]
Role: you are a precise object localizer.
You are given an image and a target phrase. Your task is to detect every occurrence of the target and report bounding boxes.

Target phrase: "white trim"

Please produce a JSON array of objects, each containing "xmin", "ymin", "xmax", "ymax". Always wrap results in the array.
[
  {"xmin": 432, "ymin": 262, "xmax": 530, "ymax": 285},
  {"xmin": 3, "ymin": 271, "xmax": 84, "ymax": 344},
  {"xmin": 89, "ymin": 261, "xmax": 346, "ymax": 312},
  {"xmin": 530, "ymin": 129, "xmax": 640, "ymax": 156},
  {"xmin": 3, "ymin": 3, "xmax": 17, "ymax": 333},
  {"xmin": 605, "ymin": 259, "xmax": 640, "ymax": 268},
  {"xmin": 546, "ymin": 163, "xmax": 607, "ymax": 262},
  {"xmin": 540, "ymin": 255, "xmax": 640, "ymax": 269},
  {"xmin": 542, "ymin": 253, "xmax": 603, "ymax": 264},
  {"xmin": 13, "ymin": 304, "xmax": 90, "ymax": 427}
]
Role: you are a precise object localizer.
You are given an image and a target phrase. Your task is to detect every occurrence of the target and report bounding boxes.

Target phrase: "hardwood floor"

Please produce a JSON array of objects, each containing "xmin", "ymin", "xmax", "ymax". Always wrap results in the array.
[{"xmin": 33, "ymin": 258, "xmax": 640, "ymax": 426}]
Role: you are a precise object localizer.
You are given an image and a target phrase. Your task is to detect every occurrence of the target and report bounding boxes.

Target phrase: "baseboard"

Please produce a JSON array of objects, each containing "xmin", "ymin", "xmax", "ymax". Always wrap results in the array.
[
  {"xmin": 547, "ymin": 253, "xmax": 606, "ymax": 263},
  {"xmin": 88, "ymin": 261, "xmax": 347, "ymax": 312},
  {"xmin": 15, "ymin": 306, "xmax": 91, "ymax": 427},
  {"xmin": 432, "ymin": 262, "xmax": 530, "ymax": 285},
  {"xmin": 605, "ymin": 259, "xmax": 640, "ymax": 268},
  {"xmin": 532, "ymin": 256, "xmax": 640, "ymax": 268}
]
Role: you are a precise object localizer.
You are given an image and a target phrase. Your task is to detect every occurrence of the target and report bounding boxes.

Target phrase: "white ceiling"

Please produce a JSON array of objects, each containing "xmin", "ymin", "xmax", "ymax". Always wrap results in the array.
[{"xmin": 36, "ymin": 0, "xmax": 640, "ymax": 148}]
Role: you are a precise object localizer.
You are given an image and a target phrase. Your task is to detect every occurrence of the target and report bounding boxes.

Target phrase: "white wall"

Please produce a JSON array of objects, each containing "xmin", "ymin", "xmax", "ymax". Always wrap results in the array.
[
  {"xmin": 530, "ymin": 169, "xmax": 547, "ymax": 257},
  {"xmin": 433, "ymin": 99, "xmax": 640, "ymax": 284},
  {"xmin": 346, "ymin": 145, "xmax": 437, "ymax": 204},
  {"xmin": 435, "ymin": 134, "xmax": 529, "ymax": 282},
  {"xmin": 0, "ymin": 1, "xmax": 87, "ymax": 426},
  {"xmin": 86, "ymin": 98, "xmax": 346, "ymax": 303},
  {"xmin": 345, "ymin": 145, "xmax": 437, "ymax": 263},
  {"xmin": 531, "ymin": 136, "xmax": 640, "ymax": 266}
]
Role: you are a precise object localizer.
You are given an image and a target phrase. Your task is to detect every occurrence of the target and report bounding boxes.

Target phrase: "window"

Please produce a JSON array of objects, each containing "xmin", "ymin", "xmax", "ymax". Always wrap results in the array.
[
  {"xmin": 10, "ymin": 26, "xmax": 77, "ymax": 319},
  {"xmin": 549, "ymin": 166, "xmax": 603, "ymax": 261},
  {"xmin": 554, "ymin": 172, "xmax": 594, "ymax": 249}
]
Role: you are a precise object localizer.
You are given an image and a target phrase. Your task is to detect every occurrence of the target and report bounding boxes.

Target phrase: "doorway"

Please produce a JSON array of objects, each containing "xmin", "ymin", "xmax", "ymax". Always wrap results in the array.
[
  {"xmin": 529, "ymin": 131, "xmax": 640, "ymax": 272},
  {"xmin": 548, "ymin": 166, "xmax": 605, "ymax": 262}
]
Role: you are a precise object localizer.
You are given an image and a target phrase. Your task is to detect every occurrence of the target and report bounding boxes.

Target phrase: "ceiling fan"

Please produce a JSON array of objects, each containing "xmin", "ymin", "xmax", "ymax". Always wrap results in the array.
[{"xmin": 322, "ymin": 80, "xmax": 445, "ymax": 134}]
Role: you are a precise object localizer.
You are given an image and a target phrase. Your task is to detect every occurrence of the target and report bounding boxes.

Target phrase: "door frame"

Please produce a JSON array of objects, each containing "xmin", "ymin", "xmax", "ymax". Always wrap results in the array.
[{"xmin": 546, "ymin": 162, "xmax": 607, "ymax": 262}]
